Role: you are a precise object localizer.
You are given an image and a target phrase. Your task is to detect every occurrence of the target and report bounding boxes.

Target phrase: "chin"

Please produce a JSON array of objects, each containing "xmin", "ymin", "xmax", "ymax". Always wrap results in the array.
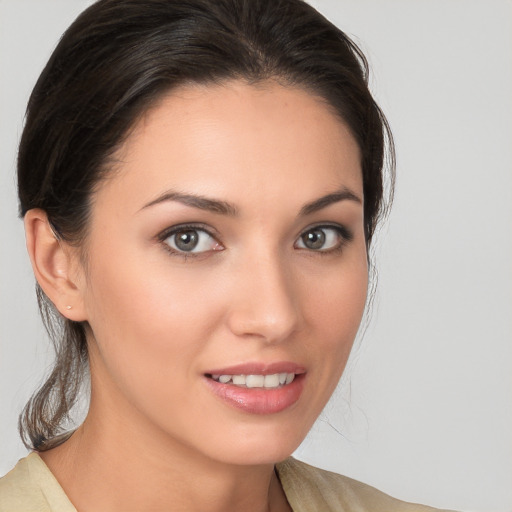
[{"xmin": 190, "ymin": 418, "xmax": 312, "ymax": 467}]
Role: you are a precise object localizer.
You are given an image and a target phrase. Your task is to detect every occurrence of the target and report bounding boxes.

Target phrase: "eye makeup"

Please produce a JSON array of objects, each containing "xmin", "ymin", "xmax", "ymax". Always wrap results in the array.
[
  {"xmin": 295, "ymin": 223, "xmax": 353, "ymax": 256},
  {"xmin": 155, "ymin": 220, "xmax": 354, "ymax": 261},
  {"xmin": 156, "ymin": 223, "xmax": 223, "ymax": 259}
]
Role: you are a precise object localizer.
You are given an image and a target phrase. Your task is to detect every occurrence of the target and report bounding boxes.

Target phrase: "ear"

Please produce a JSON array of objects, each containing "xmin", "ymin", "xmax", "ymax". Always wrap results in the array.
[{"xmin": 24, "ymin": 209, "xmax": 87, "ymax": 321}]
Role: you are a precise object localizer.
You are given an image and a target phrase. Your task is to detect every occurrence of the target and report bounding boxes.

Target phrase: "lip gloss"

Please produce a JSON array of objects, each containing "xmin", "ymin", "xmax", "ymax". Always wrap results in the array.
[{"xmin": 203, "ymin": 362, "xmax": 306, "ymax": 414}]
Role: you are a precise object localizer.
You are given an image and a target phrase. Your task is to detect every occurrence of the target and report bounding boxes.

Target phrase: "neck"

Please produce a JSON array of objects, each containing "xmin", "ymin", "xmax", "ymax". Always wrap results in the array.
[{"xmin": 38, "ymin": 393, "xmax": 290, "ymax": 512}]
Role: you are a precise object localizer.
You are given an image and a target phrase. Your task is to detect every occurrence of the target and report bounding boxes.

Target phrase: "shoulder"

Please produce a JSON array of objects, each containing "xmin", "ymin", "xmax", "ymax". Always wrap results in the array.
[
  {"xmin": 276, "ymin": 457, "xmax": 456, "ymax": 512},
  {"xmin": 0, "ymin": 453, "xmax": 76, "ymax": 512}
]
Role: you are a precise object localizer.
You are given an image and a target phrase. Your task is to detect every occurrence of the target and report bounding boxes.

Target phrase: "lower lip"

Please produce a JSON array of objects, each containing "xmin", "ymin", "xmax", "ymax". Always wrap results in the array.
[{"xmin": 204, "ymin": 374, "xmax": 305, "ymax": 414}]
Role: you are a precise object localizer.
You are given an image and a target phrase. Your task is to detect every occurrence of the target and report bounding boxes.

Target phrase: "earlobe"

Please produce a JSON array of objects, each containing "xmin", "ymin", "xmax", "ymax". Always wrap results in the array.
[{"xmin": 24, "ymin": 209, "xmax": 87, "ymax": 321}]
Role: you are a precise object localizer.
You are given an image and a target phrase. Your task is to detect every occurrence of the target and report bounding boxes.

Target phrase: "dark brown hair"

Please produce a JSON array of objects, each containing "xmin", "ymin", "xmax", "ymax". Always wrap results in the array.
[{"xmin": 17, "ymin": 0, "xmax": 394, "ymax": 450}]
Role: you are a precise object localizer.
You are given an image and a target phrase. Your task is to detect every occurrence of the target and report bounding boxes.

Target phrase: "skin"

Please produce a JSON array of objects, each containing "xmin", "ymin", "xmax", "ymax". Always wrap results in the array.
[{"xmin": 26, "ymin": 80, "xmax": 368, "ymax": 512}]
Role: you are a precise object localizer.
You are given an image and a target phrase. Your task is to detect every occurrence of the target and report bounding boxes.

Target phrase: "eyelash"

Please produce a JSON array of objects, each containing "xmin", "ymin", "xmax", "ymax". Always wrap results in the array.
[
  {"xmin": 157, "ymin": 223, "xmax": 219, "ymax": 260},
  {"xmin": 156, "ymin": 223, "xmax": 353, "ymax": 259},
  {"xmin": 297, "ymin": 224, "xmax": 353, "ymax": 256}
]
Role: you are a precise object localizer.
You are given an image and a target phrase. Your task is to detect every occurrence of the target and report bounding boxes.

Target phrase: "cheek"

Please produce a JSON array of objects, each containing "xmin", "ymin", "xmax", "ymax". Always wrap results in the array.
[
  {"xmin": 82, "ymin": 247, "xmax": 226, "ymax": 380},
  {"xmin": 82, "ymin": 253, "xmax": 230, "ymax": 436},
  {"xmin": 303, "ymin": 251, "xmax": 368, "ymax": 372}
]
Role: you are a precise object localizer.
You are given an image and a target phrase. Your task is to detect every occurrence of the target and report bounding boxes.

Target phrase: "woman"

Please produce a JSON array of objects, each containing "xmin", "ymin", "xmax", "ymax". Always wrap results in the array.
[{"xmin": 0, "ymin": 0, "xmax": 456, "ymax": 510}]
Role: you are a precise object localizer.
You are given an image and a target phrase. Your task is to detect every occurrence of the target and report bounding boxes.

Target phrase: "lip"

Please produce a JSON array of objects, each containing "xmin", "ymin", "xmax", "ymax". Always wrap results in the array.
[
  {"xmin": 205, "ymin": 361, "xmax": 306, "ymax": 376},
  {"xmin": 203, "ymin": 361, "xmax": 306, "ymax": 415}
]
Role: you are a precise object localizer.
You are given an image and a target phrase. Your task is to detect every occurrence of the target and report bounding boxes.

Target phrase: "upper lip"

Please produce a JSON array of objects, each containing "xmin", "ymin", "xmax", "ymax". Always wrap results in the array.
[{"xmin": 205, "ymin": 361, "xmax": 306, "ymax": 376}]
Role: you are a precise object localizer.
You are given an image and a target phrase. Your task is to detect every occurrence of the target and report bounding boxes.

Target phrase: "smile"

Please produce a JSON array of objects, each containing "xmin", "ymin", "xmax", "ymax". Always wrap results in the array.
[
  {"xmin": 203, "ymin": 364, "xmax": 306, "ymax": 414},
  {"xmin": 207, "ymin": 373, "xmax": 296, "ymax": 388}
]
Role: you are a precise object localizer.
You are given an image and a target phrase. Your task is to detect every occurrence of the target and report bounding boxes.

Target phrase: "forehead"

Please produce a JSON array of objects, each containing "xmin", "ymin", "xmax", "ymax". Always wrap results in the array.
[{"xmin": 97, "ymin": 80, "xmax": 363, "ymax": 214}]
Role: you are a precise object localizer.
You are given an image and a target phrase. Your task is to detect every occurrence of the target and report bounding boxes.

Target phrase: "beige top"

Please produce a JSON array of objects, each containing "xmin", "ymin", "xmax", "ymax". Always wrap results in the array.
[{"xmin": 0, "ymin": 453, "xmax": 454, "ymax": 511}]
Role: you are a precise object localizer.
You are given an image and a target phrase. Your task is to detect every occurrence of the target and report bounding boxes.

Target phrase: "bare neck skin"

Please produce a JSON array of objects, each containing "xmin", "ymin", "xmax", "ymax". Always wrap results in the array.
[{"xmin": 39, "ymin": 375, "xmax": 291, "ymax": 512}]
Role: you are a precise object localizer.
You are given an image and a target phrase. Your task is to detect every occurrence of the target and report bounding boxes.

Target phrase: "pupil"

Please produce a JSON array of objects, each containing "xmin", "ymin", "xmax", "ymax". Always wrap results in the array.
[
  {"xmin": 304, "ymin": 229, "xmax": 325, "ymax": 249},
  {"xmin": 175, "ymin": 230, "xmax": 198, "ymax": 251}
]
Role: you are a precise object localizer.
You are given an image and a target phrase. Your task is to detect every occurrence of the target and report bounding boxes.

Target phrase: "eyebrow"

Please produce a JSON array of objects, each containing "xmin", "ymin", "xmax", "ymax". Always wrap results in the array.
[
  {"xmin": 141, "ymin": 191, "xmax": 239, "ymax": 216},
  {"xmin": 299, "ymin": 188, "xmax": 362, "ymax": 216},
  {"xmin": 141, "ymin": 187, "xmax": 361, "ymax": 217}
]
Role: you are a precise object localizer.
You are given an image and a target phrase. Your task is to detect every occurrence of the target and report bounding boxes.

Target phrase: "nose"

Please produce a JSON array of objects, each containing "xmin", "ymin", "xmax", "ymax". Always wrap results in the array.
[{"xmin": 226, "ymin": 251, "xmax": 301, "ymax": 344}]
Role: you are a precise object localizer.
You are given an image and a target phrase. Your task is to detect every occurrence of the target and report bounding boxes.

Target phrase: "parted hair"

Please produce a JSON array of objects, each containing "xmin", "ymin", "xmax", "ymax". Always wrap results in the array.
[{"xmin": 17, "ymin": 0, "xmax": 394, "ymax": 450}]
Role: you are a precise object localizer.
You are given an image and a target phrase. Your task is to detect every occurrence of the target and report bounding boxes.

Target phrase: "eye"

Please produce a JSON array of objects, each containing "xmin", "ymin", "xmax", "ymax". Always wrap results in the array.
[
  {"xmin": 295, "ymin": 225, "xmax": 351, "ymax": 252},
  {"xmin": 163, "ymin": 226, "xmax": 222, "ymax": 254}
]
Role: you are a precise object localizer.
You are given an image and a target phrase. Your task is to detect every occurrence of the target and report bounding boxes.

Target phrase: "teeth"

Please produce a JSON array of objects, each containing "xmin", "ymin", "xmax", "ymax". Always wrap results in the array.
[
  {"xmin": 232, "ymin": 375, "xmax": 246, "ymax": 385},
  {"xmin": 246, "ymin": 375, "xmax": 264, "ymax": 388},
  {"xmin": 210, "ymin": 372, "xmax": 296, "ymax": 388},
  {"xmin": 264, "ymin": 374, "xmax": 280, "ymax": 388}
]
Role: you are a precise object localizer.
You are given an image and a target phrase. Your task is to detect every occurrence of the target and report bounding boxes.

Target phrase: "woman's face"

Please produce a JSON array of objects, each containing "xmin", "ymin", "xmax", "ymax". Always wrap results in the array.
[{"xmin": 77, "ymin": 80, "xmax": 368, "ymax": 465}]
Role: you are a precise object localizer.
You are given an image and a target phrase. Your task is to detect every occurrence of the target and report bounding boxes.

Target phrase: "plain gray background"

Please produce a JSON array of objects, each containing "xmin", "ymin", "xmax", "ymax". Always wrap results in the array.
[{"xmin": 1, "ymin": 1, "xmax": 511, "ymax": 511}]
